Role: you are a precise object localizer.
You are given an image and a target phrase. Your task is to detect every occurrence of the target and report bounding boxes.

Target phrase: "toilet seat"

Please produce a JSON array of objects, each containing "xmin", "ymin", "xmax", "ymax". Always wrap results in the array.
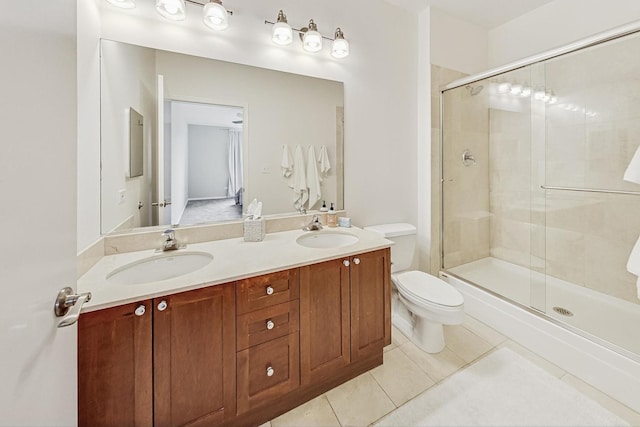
[{"xmin": 394, "ymin": 271, "xmax": 463, "ymax": 308}]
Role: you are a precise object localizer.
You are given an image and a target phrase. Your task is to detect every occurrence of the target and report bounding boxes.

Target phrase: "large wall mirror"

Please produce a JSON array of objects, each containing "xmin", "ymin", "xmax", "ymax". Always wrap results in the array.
[{"xmin": 100, "ymin": 39, "xmax": 344, "ymax": 234}]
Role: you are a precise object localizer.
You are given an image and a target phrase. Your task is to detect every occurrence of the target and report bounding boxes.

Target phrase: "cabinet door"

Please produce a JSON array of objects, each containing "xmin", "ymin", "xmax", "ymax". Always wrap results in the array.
[
  {"xmin": 299, "ymin": 258, "xmax": 350, "ymax": 385},
  {"xmin": 154, "ymin": 283, "xmax": 236, "ymax": 427},
  {"xmin": 78, "ymin": 301, "xmax": 153, "ymax": 427},
  {"xmin": 350, "ymin": 249, "xmax": 392, "ymax": 361}
]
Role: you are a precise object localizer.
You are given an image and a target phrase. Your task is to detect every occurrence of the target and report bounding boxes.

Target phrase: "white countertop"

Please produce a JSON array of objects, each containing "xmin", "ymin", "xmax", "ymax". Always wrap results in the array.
[{"xmin": 78, "ymin": 226, "xmax": 392, "ymax": 312}]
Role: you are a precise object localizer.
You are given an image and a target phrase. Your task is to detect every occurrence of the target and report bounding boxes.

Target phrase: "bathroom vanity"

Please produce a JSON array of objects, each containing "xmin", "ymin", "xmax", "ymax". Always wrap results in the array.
[{"xmin": 76, "ymin": 227, "xmax": 391, "ymax": 427}]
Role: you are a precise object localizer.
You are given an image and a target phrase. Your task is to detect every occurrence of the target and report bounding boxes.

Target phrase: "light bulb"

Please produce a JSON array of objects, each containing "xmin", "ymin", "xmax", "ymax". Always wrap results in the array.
[
  {"xmin": 498, "ymin": 82, "xmax": 511, "ymax": 93},
  {"xmin": 203, "ymin": 0, "xmax": 228, "ymax": 30},
  {"xmin": 156, "ymin": 0, "xmax": 185, "ymax": 21},
  {"xmin": 303, "ymin": 20, "xmax": 322, "ymax": 53},
  {"xmin": 331, "ymin": 28, "xmax": 349, "ymax": 58},
  {"xmin": 272, "ymin": 11, "xmax": 292, "ymax": 45},
  {"xmin": 273, "ymin": 23, "xmax": 293, "ymax": 45}
]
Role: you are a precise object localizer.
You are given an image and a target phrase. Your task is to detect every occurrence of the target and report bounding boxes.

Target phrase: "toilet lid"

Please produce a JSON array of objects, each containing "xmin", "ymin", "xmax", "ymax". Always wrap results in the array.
[{"xmin": 395, "ymin": 271, "xmax": 464, "ymax": 307}]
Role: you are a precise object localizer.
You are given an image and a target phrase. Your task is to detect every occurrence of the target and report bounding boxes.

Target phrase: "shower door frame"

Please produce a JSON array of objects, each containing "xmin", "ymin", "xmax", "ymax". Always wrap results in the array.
[{"xmin": 438, "ymin": 19, "xmax": 640, "ymax": 363}]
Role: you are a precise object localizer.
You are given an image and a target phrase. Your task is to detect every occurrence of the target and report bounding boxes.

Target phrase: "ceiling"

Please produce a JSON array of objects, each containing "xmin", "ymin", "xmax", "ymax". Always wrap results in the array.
[{"xmin": 383, "ymin": 0, "xmax": 554, "ymax": 29}]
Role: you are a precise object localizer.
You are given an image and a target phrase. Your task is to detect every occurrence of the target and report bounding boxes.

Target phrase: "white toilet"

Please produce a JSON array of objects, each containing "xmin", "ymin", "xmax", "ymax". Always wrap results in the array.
[{"xmin": 365, "ymin": 223, "xmax": 464, "ymax": 353}]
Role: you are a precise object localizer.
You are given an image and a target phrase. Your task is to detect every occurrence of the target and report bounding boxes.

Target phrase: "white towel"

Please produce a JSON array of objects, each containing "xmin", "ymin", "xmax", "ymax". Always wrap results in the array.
[
  {"xmin": 281, "ymin": 144, "xmax": 293, "ymax": 178},
  {"xmin": 289, "ymin": 145, "xmax": 308, "ymax": 209},
  {"xmin": 624, "ymin": 145, "xmax": 640, "ymax": 184},
  {"xmin": 627, "ymin": 235, "xmax": 640, "ymax": 299},
  {"xmin": 306, "ymin": 146, "xmax": 322, "ymax": 209},
  {"xmin": 318, "ymin": 145, "xmax": 331, "ymax": 181}
]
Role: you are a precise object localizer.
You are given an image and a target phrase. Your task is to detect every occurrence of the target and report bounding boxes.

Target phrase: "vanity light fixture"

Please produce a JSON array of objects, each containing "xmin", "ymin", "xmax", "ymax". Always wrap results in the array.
[
  {"xmin": 272, "ymin": 10, "xmax": 293, "ymax": 45},
  {"xmin": 156, "ymin": 0, "xmax": 186, "ymax": 20},
  {"xmin": 203, "ymin": 0, "xmax": 229, "ymax": 30},
  {"xmin": 265, "ymin": 12, "xmax": 350, "ymax": 59},
  {"xmin": 105, "ymin": 0, "xmax": 136, "ymax": 8},
  {"xmin": 153, "ymin": 0, "xmax": 233, "ymax": 28}
]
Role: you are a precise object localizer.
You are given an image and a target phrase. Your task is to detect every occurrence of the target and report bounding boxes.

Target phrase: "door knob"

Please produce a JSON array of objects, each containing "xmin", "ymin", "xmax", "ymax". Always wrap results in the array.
[
  {"xmin": 353, "ymin": 257, "xmax": 360, "ymax": 265},
  {"xmin": 54, "ymin": 287, "xmax": 92, "ymax": 328},
  {"xmin": 343, "ymin": 260, "xmax": 350, "ymax": 267},
  {"xmin": 152, "ymin": 200, "xmax": 172, "ymax": 207},
  {"xmin": 266, "ymin": 366, "xmax": 275, "ymax": 377},
  {"xmin": 266, "ymin": 286, "xmax": 274, "ymax": 295},
  {"xmin": 157, "ymin": 300, "xmax": 168, "ymax": 311}
]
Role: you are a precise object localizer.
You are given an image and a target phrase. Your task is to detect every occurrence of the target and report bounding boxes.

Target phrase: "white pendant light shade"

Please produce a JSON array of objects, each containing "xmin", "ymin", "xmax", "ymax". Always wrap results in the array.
[
  {"xmin": 203, "ymin": 0, "xmax": 228, "ymax": 30},
  {"xmin": 273, "ymin": 22, "xmax": 293, "ymax": 45},
  {"xmin": 302, "ymin": 20, "xmax": 322, "ymax": 53},
  {"xmin": 331, "ymin": 28, "xmax": 349, "ymax": 58},
  {"xmin": 272, "ymin": 10, "xmax": 292, "ymax": 45},
  {"xmin": 156, "ymin": 0, "xmax": 186, "ymax": 21},
  {"xmin": 106, "ymin": 0, "xmax": 135, "ymax": 9}
]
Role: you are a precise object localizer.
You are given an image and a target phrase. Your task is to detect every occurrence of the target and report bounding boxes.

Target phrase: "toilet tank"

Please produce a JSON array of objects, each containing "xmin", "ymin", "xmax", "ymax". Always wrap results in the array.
[{"xmin": 364, "ymin": 223, "xmax": 417, "ymax": 273}]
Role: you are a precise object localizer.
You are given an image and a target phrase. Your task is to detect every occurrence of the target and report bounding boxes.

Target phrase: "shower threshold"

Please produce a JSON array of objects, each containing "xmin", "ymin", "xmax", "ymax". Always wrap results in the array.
[{"xmin": 446, "ymin": 257, "xmax": 640, "ymax": 358}]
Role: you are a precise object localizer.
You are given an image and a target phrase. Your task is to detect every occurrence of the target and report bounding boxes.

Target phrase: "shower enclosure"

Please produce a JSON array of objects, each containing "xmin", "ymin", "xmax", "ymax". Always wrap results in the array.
[{"xmin": 441, "ymin": 26, "xmax": 640, "ymax": 360}]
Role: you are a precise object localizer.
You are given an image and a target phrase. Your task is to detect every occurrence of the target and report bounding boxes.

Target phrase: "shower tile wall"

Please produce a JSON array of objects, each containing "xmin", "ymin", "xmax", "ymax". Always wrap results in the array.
[
  {"xmin": 487, "ymin": 34, "xmax": 640, "ymax": 305},
  {"xmin": 540, "ymin": 35, "xmax": 640, "ymax": 304},
  {"xmin": 431, "ymin": 65, "xmax": 468, "ymax": 274},
  {"xmin": 441, "ymin": 70, "xmax": 490, "ymax": 269}
]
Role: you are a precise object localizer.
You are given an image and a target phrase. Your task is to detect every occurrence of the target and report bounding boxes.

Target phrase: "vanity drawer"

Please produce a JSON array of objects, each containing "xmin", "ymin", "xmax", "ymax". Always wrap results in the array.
[
  {"xmin": 236, "ymin": 269, "xmax": 299, "ymax": 314},
  {"xmin": 237, "ymin": 333, "xmax": 300, "ymax": 414},
  {"xmin": 237, "ymin": 301, "xmax": 299, "ymax": 351}
]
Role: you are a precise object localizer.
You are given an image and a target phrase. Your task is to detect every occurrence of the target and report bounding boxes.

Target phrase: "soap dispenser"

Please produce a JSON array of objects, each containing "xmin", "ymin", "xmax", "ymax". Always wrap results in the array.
[
  {"xmin": 319, "ymin": 200, "xmax": 329, "ymax": 224},
  {"xmin": 327, "ymin": 202, "xmax": 337, "ymax": 227}
]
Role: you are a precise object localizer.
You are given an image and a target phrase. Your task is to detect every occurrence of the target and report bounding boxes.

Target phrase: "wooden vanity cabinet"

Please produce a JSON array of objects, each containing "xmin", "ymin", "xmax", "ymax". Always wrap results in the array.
[
  {"xmin": 154, "ymin": 283, "xmax": 236, "ymax": 427},
  {"xmin": 78, "ymin": 282, "xmax": 236, "ymax": 427},
  {"xmin": 349, "ymin": 248, "xmax": 392, "ymax": 361},
  {"xmin": 78, "ymin": 300, "xmax": 153, "ymax": 427},
  {"xmin": 299, "ymin": 248, "xmax": 391, "ymax": 384},
  {"xmin": 236, "ymin": 269, "xmax": 300, "ymax": 414},
  {"xmin": 79, "ymin": 248, "xmax": 391, "ymax": 427},
  {"xmin": 299, "ymin": 258, "xmax": 351, "ymax": 385}
]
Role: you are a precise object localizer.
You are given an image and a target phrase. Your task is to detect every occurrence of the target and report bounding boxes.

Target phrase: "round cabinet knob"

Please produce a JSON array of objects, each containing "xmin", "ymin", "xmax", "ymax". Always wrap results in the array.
[
  {"xmin": 266, "ymin": 366, "xmax": 275, "ymax": 377},
  {"xmin": 343, "ymin": 260, "xmax": 350, "ymax": 267},
  {"xmin": 134, "ymin": 305, "xmax": 146, "ymax": 316},
  {"xmin": 266, "ymin": 320, "xmax": 275, "ymax": 330},
  {"xmin": 266, "ymin": 286, "xmax": 274, "ymax": 296},
  {"xmin": 354, "ymin": 257, "xmax": 361, "ymax": 265},
  {"xmin": 157, "ymin": 300, "xmax": 168, "ymax": 311}
]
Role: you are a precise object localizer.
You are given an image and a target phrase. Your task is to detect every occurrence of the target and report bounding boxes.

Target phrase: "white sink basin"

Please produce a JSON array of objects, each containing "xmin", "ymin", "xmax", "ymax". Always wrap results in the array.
[
  {"xmin": 296, "ymin": 231, "xmax": 359, "ymax": 249},
  {"xmin": 106, "ymin": 251, "xmax": 213, "ymax": 285}
]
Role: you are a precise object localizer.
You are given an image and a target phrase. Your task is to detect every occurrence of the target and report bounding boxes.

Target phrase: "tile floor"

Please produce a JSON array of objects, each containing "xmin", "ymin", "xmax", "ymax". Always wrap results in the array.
[{"xmin": 259, "ymin": 314, "xmax": 640, "ymax": 427}]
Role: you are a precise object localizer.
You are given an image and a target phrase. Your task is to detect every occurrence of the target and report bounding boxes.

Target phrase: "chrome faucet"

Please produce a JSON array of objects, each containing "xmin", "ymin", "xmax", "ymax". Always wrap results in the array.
[
  {"xmin": 303, "ymin": 215, "xmax": 323, "ymax": 231},
  {"xmin": 162, "ymin": 229, "xmax": 178, "ymax": 251},
  {"xmin": 298, "ymin": 207, "xmax": 307, "ymax": 215}
]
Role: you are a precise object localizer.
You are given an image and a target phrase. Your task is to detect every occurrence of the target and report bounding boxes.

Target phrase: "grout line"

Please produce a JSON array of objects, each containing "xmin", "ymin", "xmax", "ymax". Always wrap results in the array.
[{"xmin": 321, "ymin": 393, "xmax": 344, "ymax": 427}]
